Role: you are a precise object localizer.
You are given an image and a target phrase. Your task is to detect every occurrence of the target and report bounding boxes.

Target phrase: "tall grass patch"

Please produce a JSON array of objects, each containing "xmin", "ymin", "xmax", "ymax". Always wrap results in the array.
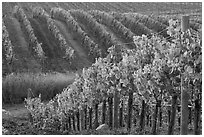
[{"xmin": 2, "ymin": 72, "xmax": 75, "ymax": 104}]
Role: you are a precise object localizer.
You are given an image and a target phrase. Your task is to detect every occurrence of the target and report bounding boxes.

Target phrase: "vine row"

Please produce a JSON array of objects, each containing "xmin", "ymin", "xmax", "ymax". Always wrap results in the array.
[
  {"xmin": 89, "ymin": 10, "xmax": 135, "ymax": 44},
  {"xmin": 70, "ymin": 10, "xmax": 121, "ymax": 55},
  {"xmin": 14, "ymin": 5, "xmax": 45, "ymax": 60},
  {"xmin": 124, "ymin": 13, "xmax": 169, "ymax": 38},
  {"xmin": 50, "ymin": 7, "xmax": 102, "ymax": 57},
  {"xmin": 111, "ymin": 12, "xmax": 153, "ymax": 36},
  {"xmin": 32, "ymin": 6, "xmax": 75, "ymax": 60},
  {"xmin": 2, "ymin": 21, "xmax": 15, "ymax": 64}
]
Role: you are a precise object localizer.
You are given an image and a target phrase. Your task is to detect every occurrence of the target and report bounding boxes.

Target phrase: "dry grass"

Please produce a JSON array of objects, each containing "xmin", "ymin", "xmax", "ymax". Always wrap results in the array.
[{"xmin": 2, "ymin": 72, "xmax": 75, "ymax": 104}]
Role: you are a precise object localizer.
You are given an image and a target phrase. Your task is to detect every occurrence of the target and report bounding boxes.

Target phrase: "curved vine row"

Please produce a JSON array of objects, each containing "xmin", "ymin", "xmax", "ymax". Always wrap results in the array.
[
  {"xmin": 110, "ymin": 11, "xmax": 153, "ymax": 36},
  {"xmin": 14, "ymin": 5, "xmax": 45, "ymax": 60},
  {"xmin": 2, "ymin": 21, "xmax": 15, "ymax": 64},
  {"xmin": 124, "ymin": 13, "xmax": 169, "ymax": 38},
  {"xmin": 32, "ymin": 6, "xmax": 75, "ymax": 60},
  {"xmin": 89, "ymin": 10, "xmax": 135, "ymax": 43},
  {"xmin": 50, "ymin": 7, "xmax": 102, "ymax": 57},
  {"xmin": 70, "ymin": 10, "xmax": 122, "ymax": 55}
]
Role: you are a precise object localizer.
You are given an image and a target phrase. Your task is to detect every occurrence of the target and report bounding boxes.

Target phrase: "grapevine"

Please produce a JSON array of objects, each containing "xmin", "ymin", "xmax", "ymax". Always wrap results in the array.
[
  {"xmin": 32, "ymin": 6, "xmax": 75, "ymax": 60},
  {"xmin": 2, "ymin": 21, "xmax": 15, "ymax": 65},
  {"xmin": 14, "ymin": 5, "xmax": 45, "ymax": 60},
  {"xmin": 50, "ymin": 7, "xmax": 102, "ymax": 57},
  {"xmin": 124, "ymin": 13, "xmax": 169, "ymax": 38},
  {"xmin": 70, "ymin": 10, "xmax": 122, "ymax": 55},
  {"xmin": 89, "ymin": 10, "xmax": 135, "ymax": 44},
  {"xmin": 25, "ymin": 16, "xmax": 201, "ymax": 134},
  {"xmin": 111, "ymin": 11, "xmax": 153, "ymax": 36}
]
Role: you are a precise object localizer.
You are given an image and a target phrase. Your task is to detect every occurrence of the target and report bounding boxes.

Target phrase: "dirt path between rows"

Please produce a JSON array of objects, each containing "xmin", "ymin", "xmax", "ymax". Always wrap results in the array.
[
  {"xmin": 54, "ymin": 19, "xmax": 92, "ymax": 67},
  {"xmin": 4, "ymin": 17, "xmax": 40, "ymax": 71},
  {"xmin": 54, "ymin": 20, "xmax": 88, "ymax": 58}
]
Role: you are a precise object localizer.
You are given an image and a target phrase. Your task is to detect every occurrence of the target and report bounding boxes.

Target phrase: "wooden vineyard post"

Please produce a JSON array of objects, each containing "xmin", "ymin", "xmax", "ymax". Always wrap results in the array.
[
  {"xmin": 159, "ymin": 106, "xmax": 162, "ymax": 127},
  {"xmin": 146, "ymin": 105, "xmax": 149, "ymax": 126},
  {"xmin": 133, "ymin": 117, "xmax": 137, "ymax": 127},
  {"xmin": 127, "ymin": 90, "xmax": 133, "ymax": 132},
  {"xmin": 94, "ymin": 103, "xmax": 99, "ymax": 129},
  {"xmin": 180, "ymin": 15, "xmax": 190, "ymax": 135},
  {"xmin": 194, "ymin": 98, "xmax": 200, "ymax": 135},
  {"xmin": 76, "ymin": 110, "xmax": 80, "ymax": 131},
  {"xmin": 72, "ymin": 113, "xmax": 76, "ymax": 131},
  {"xmin": 149, "ymin": 115, "xmax": 152, "ymax": 127},
  {"xmin": 66, "ymin": 114, "xmax": 70, "ymax": 131},
  {"xmin": 168, "ymin": 109, "xmax": 171, "ymax": 124},
  {"xmin": 89, "ymin": 107, "xmax": 93, "ymax": 129},
  {"xmin": 181, "ymin": 83, "xmax": 189, "ymax": 135},
  {"xmin": 108, "ymin": 96, "xmax": 113, "ymax": 129},
  {"xmin": 139, "ymin": 100, "xmax": 146, "ymax": 131},
  {"xmin": 102, "ymin": 99, "xmax": 106, "ymax": 124},
  {"xmin": 119, "ymin": 100, "xmax": 123, "ymax": 127},
  {"xmin": 68, "ymin": 115, "xmax": 72, "ymax": 131},
  {"xmin": 80, "ymin": 109, "xmax": 84, "ymax": 130},
  {"xmin": 188, "ymin": 105, "xmax": 192, "ymax": 125},
  {"xmin": 177, "ymin": 106, "xmax": 181, "ymax": 127},
  {"xmin": 146, "ymin": 114, "xmax": 149, "ymax": 126},
  {"xmin": 113, "ymin": 91, "xmax": 119, "ymax": 129},
  {"xmin": 84, "ymin": 106, "xmax": 87, "ymax": 130},
  {"xmin": 168, "ymin": 94, "xmax": 177, "ymax": 135},
  {"xmin": 64, "ymin": 116, "xmax": 68, "ymax": 131},
  {"xmin": 151, "ymin": 100, "xmax": 161, "ymax": 135}
]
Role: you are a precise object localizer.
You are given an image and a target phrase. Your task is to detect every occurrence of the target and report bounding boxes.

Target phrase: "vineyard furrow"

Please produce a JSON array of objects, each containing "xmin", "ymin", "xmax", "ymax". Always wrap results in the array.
[
  {"xmin": 4, "ymin": 17, "xmax": 41, "ymax": 71},
  {"xmin": 89, "ymin": 10, "xmax": 135, "ymax": 47},
  {"xmin": 73, "ymin": 21, "xmax": 106, "ymax": 55},
  {"xmin": 124, "ymin": 13, "xmax": 169, "ymax": 38},
  {"xmin": 70, "ymin": 10, "xmax": 124, "ymax": 56},
  {"xmin": 28, "ymin": 17, "xmax": 76, "ymax": 71},
  {"xmin": 54, "ymin": 20, "xmax": 89, "ymax": 61},
  {"xmin": 14, "ymin": 6, "xmax": 45, "ymax": 59},
  {"xmin": 2, "ymin": 20, "xmax": 15, "ymax": 64},
  {"xmin": 29, "ymin": 17, "xmax": 59, "ymax": 58},
  {"xmin": 111, "ymin": 12, "xmax": 153, "ymax": 36},
  {"xmin": 32, "ymin": 6, "xmax": 75, "ymax": 61},
  {"xmin": 51, "ymin": 8, "xmax": 102, "ymax": 58}
]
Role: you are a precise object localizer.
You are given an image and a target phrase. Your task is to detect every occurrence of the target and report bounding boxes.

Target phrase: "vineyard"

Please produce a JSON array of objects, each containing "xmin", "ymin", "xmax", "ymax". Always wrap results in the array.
[{"xmin": 2, "ymin": 2, "xmax": 202, "ymax": 135}]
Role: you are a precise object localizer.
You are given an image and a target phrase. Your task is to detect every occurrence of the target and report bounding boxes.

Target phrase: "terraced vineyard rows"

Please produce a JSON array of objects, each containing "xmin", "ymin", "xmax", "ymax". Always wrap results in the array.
[
  {"xmin": 2, "ymin": 2, "xmax": 202, "ymax": 135},
  {"xmin": 2, "ymin": 2, "xmax": 202, "ymax": 74}
]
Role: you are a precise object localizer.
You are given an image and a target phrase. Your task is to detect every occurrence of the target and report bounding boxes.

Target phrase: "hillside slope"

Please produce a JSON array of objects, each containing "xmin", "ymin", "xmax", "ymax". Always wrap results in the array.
[{"xmin": 2, "ymin": 2, "xmax": 202, "ymax": 75}]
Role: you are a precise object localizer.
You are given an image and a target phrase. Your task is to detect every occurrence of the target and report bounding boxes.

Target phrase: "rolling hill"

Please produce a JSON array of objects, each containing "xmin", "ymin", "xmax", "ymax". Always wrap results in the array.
[{"xmin": 2, "ymin": 2, "xmax": 202, "ymax": 75}]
